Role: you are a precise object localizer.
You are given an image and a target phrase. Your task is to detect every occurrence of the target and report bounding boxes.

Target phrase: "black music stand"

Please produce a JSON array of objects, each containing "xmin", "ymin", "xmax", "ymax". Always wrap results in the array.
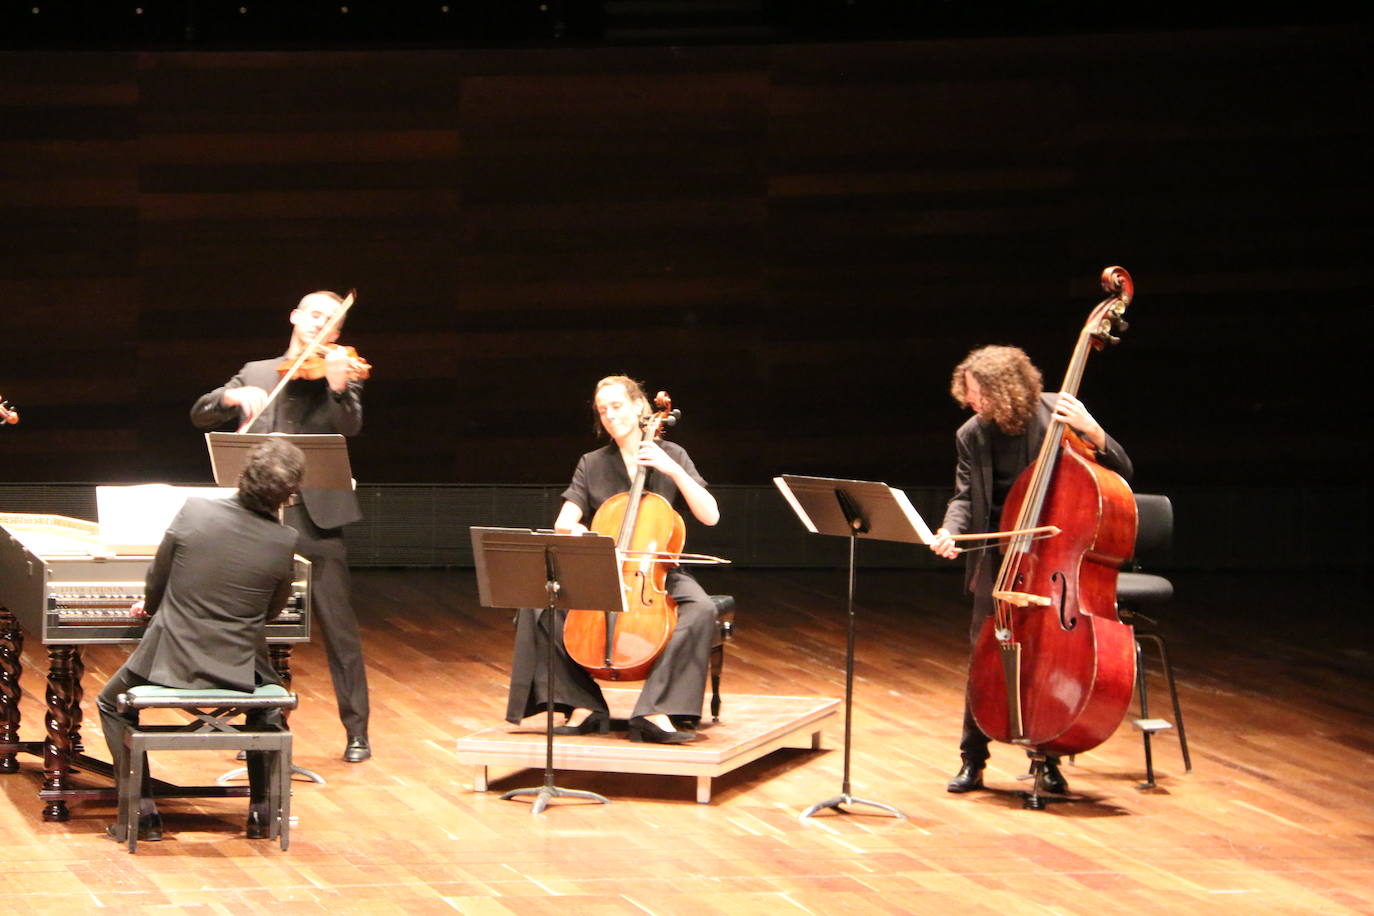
[
  {"xmin": 208, "ymin": 431, "xmax": 354, "ymax": 789},
  {"xmin": 774, "ymin": 474, "xmax": 928, "ymax": 822},
  {"xmin": 471, "ymin": 526, "xmax": 625, "ymax": 815},
  {"xmin": 206, "ymin": 432, "xmax": 354, "ymax": 492}
]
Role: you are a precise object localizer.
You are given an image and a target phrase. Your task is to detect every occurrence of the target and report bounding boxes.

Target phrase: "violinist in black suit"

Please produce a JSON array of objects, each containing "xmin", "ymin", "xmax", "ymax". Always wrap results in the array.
[
  {"xmin": 97, "ymin": 438, "xmax": 304, "ymax": 841},
  {"xmin": 190, "ymin": 291, "xmax": 372, "ymax": 763},
  {"xmin": 928, "ymin": 345, "xmax": 1132, "ymax": 796}
]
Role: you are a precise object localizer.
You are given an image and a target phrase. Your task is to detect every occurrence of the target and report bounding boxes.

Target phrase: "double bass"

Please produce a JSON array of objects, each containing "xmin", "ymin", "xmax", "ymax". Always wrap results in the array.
[
  {"xmin": 563, "ymin": 392, "xmax": 684, "ymax": 682},
  {"xmin": 968, "ymin": 266, "xmax": 1138, "ymax": 802}
]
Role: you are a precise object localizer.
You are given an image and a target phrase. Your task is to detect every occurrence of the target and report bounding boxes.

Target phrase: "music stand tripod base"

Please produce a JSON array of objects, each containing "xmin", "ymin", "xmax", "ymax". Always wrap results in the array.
[
  {"xmin": 801, "ymin": 793, "xmax": 906, "ymax": 820},
  {"xmin": 500, "ymin": 783, "xmax": 608, "ymax": 815}
]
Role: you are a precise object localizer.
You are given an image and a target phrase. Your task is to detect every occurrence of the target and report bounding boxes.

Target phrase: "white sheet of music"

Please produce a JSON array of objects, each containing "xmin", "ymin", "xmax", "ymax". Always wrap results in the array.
[{"xmin": 96, "ymin": 484, "xmax": 236, "ymax": 555}]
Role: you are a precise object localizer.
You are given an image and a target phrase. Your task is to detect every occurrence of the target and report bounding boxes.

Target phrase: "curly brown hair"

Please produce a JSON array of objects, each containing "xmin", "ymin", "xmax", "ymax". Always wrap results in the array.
[{"xmin": 950, "ymin": 345, "xmax": 1043, "ymax": 435}]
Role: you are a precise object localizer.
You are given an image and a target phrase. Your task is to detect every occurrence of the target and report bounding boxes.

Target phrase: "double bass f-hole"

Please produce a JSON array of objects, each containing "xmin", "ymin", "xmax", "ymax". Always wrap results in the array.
[{"xmin": 1050, "ymin": 571, "xmax": 1076, "ymax": 631}]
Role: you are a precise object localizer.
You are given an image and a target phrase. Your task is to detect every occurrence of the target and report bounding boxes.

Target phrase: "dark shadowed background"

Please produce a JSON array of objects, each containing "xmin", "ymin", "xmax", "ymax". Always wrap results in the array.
[{"xmin": 2, "ymin": 6, "xmax": 1368, "ymax": 568}]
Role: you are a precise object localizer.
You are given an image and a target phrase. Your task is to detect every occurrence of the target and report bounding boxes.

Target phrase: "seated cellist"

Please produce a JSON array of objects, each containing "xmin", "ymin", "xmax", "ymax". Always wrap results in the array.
[{"xmin": 504, "ymin": 375, "xmax": 720, "ymax": 744}]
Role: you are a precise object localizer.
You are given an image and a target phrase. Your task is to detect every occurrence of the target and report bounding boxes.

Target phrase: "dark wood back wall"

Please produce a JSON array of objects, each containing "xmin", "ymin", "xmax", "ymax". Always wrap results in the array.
[{"xmin": 2, "ymin": 28, "xmax": 1368, "ymax": 499}]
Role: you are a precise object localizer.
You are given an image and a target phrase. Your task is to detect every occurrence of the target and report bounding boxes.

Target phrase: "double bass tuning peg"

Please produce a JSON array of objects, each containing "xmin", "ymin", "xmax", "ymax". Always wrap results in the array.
[{"xmin": 664, "ymin": 409, "xmax": 682, "ymax": 427}]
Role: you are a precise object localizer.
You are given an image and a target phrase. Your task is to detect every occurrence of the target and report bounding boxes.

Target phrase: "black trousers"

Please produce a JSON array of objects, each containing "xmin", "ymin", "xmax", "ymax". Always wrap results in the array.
[
  {"xmin": 285, "ymin": 506, "xmax": 369, "ymax": 739},
  {"xmin": 505, "ymin": 570, "xmax": 715, "ymax": 723},
  {"xmin": 97, "ymin": 665, "xmax": 281, "ymax": 808}
]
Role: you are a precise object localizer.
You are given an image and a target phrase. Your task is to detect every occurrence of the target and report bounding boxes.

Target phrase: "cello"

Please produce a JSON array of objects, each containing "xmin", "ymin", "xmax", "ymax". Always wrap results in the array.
[
  {"xmin": 563, "ymin": 391, "xmax": 684, "ymax": 681},
  {"xmin": 968, "ymin": 266, "xmax": 1138, "ymax": 804}
]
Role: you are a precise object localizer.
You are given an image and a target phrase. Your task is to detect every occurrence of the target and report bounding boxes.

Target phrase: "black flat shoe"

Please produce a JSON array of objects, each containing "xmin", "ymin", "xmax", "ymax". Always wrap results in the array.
[
  {"xmin": 245, "ymin": 807, "xmax": 270, "ymax": 839},
  {"xmin": 947, "ymin": 760, "xmax": 986, "ymax": 793},
  {"xmin": 343, "ymin": 735, "xmax": 371, "ymax": 763},
  {"xmin": 552, "ymin": 711, "xmax": 611, "ymax": 736},
  {"xmin": 107, "ymin": 812, "xmax": 164, "ymax": 842},
  {"xmin": 627, "ymin": 716, "xmax": 701, "ymax": 745}
]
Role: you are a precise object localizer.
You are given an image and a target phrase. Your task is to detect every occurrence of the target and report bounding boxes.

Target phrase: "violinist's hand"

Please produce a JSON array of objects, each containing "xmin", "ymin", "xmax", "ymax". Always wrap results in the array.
[
  {"xmin": 929, "ymin": 528, "xmax": 961, "ymax": 559},
  {"xmin": 636, "ymin": 440, "xmax": 682, "ymax": 476},
  {"xmin": 323, "ymin": 345, "xmax": 351, "ymax": 393},
  {"xmin": 1053, "ymin": 392, "xmax": 1106, "ymax": 450},
  {"xmin": 223, "ymin": 385, "xmax": 269, "ymax": 422}
]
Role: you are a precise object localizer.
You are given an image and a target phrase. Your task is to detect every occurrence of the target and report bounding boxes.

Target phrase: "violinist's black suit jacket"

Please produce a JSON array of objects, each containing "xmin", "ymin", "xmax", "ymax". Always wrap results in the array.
[
  {"xmin": 190, "ymin": 358, "xmax": 370, "ymax": 740},
  {"xmin": 190, "ymin": 358, "xmax": 362, "ymax": 529}
]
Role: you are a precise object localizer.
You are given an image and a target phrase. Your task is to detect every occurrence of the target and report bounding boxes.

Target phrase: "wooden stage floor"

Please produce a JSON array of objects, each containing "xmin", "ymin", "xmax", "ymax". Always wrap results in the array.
[{"xmin": 2, "ymin": 568, "xmax": 1371, "ymax": 914}]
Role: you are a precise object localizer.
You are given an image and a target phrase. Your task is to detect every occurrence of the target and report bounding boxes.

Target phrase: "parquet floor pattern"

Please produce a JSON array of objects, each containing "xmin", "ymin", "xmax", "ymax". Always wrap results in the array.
[{"xmin": 2, "ymin": 569, "xmax": 1370, "ymax": 914}]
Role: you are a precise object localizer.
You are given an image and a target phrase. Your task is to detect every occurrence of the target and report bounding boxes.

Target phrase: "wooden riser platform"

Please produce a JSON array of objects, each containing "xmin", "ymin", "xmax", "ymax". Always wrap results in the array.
[{"xmin": 455, "ymin": 689, "xmax": 839, "ymax": 803}]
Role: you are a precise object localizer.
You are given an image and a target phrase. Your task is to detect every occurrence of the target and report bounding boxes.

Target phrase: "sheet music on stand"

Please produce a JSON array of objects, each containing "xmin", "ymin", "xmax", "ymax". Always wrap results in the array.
[{"xmin": 774, "ymin": 475, "xmax": 934, "ymax": 544}]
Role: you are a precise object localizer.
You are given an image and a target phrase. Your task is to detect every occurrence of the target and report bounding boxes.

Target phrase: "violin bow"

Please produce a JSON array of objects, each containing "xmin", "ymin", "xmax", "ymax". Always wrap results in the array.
[{"xmin": 236, "ymin": 290, "xmax": 356, "ymax": 434}]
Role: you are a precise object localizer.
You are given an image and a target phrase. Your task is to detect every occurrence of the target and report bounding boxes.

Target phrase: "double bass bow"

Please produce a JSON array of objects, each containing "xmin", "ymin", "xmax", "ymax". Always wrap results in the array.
[
  {"xmin": 968, "ymin": 266, "xmax": 1138, "ymax": 777},
  {"xmin": 563, "ymin": 391, "xmax": 685, "ymax": 682}
]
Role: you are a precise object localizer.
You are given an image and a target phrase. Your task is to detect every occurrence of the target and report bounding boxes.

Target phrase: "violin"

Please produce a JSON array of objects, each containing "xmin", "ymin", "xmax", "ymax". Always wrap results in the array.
[
  {"xmin": 968, "ymin": 266, "xmax": 1138, "ymax": 772},
  {"xmin": 276, "ymin": 344, "xmax": 372, "ymax": 382},
  {"xmin": 563, "ymin": 391, "xmax": 684, "ymax": 681},
  {"xmin": 0, "ymin": 396, "xmax": 17, "ymax": 425},
  {"xmin": 237, "ymin": 289, "xmax": 361, "ymax": 433}
]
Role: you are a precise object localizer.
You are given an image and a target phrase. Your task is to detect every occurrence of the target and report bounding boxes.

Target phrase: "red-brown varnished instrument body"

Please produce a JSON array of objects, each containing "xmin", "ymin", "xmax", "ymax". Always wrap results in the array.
[
  {"xmin": 969, "ymin": 430, "xmax": 1137, "ymax": 755},
  {"xmin": 563, "ymin": 490, "xmax": 684, "ymax": 681},
  {"xmin": 968, "ymin": 266, "xmax": 1138, "ymax": 758}
]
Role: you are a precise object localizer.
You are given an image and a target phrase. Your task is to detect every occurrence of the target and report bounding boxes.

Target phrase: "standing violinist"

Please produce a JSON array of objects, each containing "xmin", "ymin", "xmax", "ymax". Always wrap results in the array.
[
  {"xmin": 190, "ymin": 291, "xmax": 374, "ymax": 764},
  {"xmin": 928, "ymin": 345, "xmax": 1132, "ymax": 795},
  {"xmin": 505, "ymin": 375, "xmax": 720, "ymax": 744}
]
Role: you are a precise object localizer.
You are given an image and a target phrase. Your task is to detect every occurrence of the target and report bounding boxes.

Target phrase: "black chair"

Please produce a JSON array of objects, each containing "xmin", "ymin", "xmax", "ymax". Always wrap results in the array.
[{"xmin": 1117, "ymin": 493, "xmax": 1191, "ymax": 788}]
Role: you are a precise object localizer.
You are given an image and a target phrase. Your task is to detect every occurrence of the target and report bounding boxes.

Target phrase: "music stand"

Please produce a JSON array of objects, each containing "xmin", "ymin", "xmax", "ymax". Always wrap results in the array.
[
  {"xmin": 471, "ymin": 526, "xmax": 625, "ymax": 815},
  {"xmin": 208, "ymin": 431, "xmax": 354, "ymax": 789},
  {"xmin": 206, "ymin": 432, "xmax": 354, "ymax": 493},
  {"xmin": 774, "ymin": 475, "xmax": 929, "ymax": 822}
]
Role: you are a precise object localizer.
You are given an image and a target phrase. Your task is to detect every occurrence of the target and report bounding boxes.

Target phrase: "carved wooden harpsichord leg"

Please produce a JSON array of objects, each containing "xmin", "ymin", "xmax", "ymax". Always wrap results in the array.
[
  {"xmin": 0, "ymin": 606, "xmax": 22, "ymax": 774},
  {"xmin": 41, "ymin": 645, "xmax": 81, "ymax": 821}
]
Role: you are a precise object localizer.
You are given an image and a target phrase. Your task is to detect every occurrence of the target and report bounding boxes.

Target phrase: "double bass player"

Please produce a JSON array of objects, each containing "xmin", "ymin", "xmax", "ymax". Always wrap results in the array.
[{"xmin": 929, "ymin": 345, "xmax": 1133, "ymax": 795}]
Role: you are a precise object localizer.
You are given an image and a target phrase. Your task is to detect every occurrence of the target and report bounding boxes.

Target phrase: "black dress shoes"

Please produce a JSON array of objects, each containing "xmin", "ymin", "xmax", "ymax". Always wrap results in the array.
[
  {"xmin": 552, "ymin": 711, "xmax": 611, "ymax": 736},
  {"xmin": 343, "ymin": 735, "xmax": 371, "ymax": 763},
  {"xmin": 1040, "ymin": 758, "xmax": 1069, "ymax": 795},
  {"xmin": 627, "ymin": 716, "xmax": 701, "ymax": 745},
  {"xmin": 245, "ymin": 806, "xmax": 270, "ymax": 839},
  {"xmin": 946, "ymin": 759, "xmax": 986, "ymax": 793},
  {"xmin": 107, "ymin": 811, "xmax": 164, "ymax": 842}
]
